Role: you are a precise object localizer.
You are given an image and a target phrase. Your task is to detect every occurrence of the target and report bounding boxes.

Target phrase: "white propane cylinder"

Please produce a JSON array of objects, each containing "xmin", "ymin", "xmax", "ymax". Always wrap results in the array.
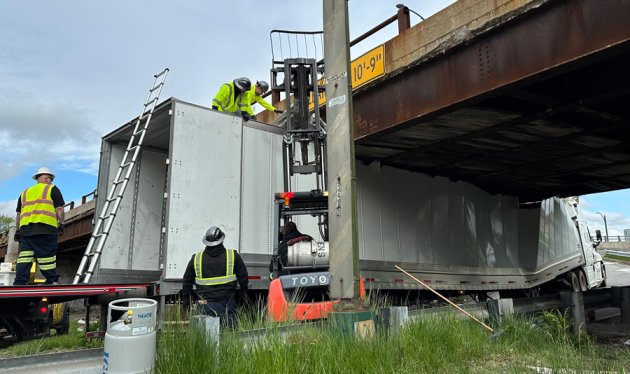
[{"xmin": 103, "ymin": 298, "xmax": 157, "ymax": 374}]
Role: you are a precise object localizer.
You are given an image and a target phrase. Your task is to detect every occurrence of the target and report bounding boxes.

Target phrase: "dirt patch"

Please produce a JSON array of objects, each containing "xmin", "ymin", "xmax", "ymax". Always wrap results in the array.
[{"xmin": 587, "ymin": 321, "xmax": 630, "ymax": 350}]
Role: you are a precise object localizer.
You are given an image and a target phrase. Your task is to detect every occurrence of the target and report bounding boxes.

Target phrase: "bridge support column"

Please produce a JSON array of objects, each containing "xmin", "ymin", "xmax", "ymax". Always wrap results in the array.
[
  {"xmin": 611, "ymin": 286, "xmax": 630, "ymax": 325},
  {"xmin": 5, "ymin": 222, "xmax": 20, "ymax": 264},
  {"xmin": 560, "ymin": 291, "xmax": 585, "ymax": 335}
]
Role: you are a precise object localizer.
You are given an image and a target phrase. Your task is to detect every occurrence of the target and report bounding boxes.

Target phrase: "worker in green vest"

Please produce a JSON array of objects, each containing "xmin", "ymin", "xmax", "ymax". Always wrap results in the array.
[
  {"xmin": 14, "ymin": 167, "xmax": 65, "ymax": 285},
  {"xmin": 212, "ymin": 77, "xmax": 252, "ymax": 120},
  {"xmin": 181, "ymin": 226, "xmax": 249, "ymax": 327},
  {"xmin": 244, "ymin": 80, "xmax": 284, "ymax": 120}
]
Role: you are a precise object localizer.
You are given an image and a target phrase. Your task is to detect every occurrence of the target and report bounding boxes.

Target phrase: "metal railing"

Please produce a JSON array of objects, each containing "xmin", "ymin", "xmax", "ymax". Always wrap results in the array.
[
  {"xmin": 590, "ymin": 235, "xmax": 630, "ymax": 242},
  {"xmin": 63, "ymin": 189, "xmax": 97, "ymax": 211},
  {"xmin": 604, "ymin": 249, "xmax": 630, "ymax": 258}
]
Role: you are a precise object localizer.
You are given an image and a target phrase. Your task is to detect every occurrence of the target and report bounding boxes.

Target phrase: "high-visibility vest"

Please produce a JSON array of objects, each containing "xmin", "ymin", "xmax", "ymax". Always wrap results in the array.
[
  {"xmin": 19, "ymin": 183, "xmax": 58, "ymax": 228},
  {"xmin": 243, "ymin": 86, "xmax": 275, "ymax": 116},
  {"xmin": 212, "ymin": 83, "xmax": 248, "ymax": 114},
  {"xmin": 194, "ymin": 249, "xmax": 237, "ymax": 286}
]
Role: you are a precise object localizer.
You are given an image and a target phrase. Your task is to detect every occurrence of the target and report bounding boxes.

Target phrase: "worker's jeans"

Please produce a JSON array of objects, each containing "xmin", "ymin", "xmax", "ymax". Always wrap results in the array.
[
  {"xmin": 196, "ymin": 298, "xmax": 237, "ymax": 328},
  {"xmin": 14, "ymin": 234, "xmax": 59, "ymax": 285}
]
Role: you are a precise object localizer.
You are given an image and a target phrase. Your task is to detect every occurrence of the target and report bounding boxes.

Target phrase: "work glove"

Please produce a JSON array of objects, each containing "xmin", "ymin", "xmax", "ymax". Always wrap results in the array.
[
  {"xmin": 250, "ymin": 114, "xmax": 257, "ymax": 121},
  {"xmin": 241, "ymin": 112, "xmax": 251, "ymax": 121},
  {"xmin": 274, "ymin": 109, "xmax": 284, "ymax": 114},
  {"xmin": 57, "ymin": 223, "xmax": 64, "ymax": 236},
  {"xmin": 13, "ymin": 229, "xmax": 21, "ymax": 242}
]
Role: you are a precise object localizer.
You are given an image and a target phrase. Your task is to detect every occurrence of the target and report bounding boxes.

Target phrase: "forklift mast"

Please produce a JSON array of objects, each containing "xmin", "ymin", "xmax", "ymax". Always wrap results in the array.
[{"xmin": 269, "ymin": 30, "xmax": 328, "ymax": 277}]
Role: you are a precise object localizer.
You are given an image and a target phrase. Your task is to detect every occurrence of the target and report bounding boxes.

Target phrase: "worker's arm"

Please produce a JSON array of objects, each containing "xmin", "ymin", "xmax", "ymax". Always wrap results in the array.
[
  {"xmin": 234, "ymin": 253, "xmax": 249, "ymax": 291},
  {"xmin": 241, "ymin": 88, "xmax": 255, "ymax": 116},
  {"xmin": 254, "ymin": 95, "xmax": 276, "ymax": 112},
  {"xmin": 181, "ymin": 256, "xmax": 196, "ymax": 304},
  {"xmin": 15, "ymin": 197, "xmax": 20, "ymax": 227},
  {"xmin": 51, "ymin": 186, "xmax": 65, "ymax": 233},
  {"xmin": 14, "ymin": 195, "xmax": 22, "ymax": 241}
]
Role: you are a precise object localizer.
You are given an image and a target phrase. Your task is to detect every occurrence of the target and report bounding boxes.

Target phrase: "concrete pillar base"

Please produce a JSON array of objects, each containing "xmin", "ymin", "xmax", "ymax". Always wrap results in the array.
[{"xmin": 560, "ymin": 291, "xmax": 585, "ymax": 335}]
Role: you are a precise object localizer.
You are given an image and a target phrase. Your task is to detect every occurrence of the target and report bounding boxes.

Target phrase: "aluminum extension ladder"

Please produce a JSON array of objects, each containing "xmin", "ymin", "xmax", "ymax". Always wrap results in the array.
[{"xmin": 73, "ymin": 68, "xmax": 169, "ymax": 284}]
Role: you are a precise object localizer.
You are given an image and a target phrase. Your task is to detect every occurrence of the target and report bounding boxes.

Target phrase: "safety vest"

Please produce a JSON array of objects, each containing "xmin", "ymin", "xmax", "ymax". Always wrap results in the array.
[
  {"xmin": 243, "ymin": 86, "xmax": 275, "ymax": 116},
  {"xmin": 212, "ymin": 83, "xmax": 248, "ymax": 114},
  {"xmin": 194, "ymin": 248, "xmax": 237, "ymax": 286},
  {"xmin": 19, "ymin": 183, "xmax": 58, "ymax": 228}
]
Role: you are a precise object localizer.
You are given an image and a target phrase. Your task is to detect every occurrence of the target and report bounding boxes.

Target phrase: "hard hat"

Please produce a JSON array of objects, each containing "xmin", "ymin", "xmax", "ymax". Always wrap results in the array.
[
  {"xmin": 257, "ymin": 80, "xmax": 270, "ymax": 93},
  {"xmin": 202, "ymin": 226, "xmax": 225, "ymax": 246},
  {"xmin": 233, "ymin": 77, "xmax": 251, "ymax": 92},
  {"xmin": 33, "ymin": 167, "xmax": 55, "ymax": 180}
]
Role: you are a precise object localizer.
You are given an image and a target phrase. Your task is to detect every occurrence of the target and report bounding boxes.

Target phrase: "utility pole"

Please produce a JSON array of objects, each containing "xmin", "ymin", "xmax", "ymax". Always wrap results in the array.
[
  {"xmin": 323, "ymin": 0, "xmax": 360, "ymax": 300},
  {"xmin": 597, "ymin": 212, "xmax": 609, "ymax": 240}
]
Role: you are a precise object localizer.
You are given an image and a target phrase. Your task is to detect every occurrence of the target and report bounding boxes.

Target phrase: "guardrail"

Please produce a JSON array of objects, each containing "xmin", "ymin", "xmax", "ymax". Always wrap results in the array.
[
  {"xmin": 604, "ymin": 249, "xmax": 630, "ymax": 258},
  {"xmin": 63, "ymin": 189, "xmax": 97, "ymax": 211},
  {"xmin": 590, "ymin": 235, "xmax": 630, "ymax": 242}
]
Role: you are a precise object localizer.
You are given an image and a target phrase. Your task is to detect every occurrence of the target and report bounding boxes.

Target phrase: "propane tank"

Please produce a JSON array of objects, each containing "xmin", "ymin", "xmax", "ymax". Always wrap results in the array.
[
  {"xmin": 286, "ymin": 241, "xmax": 329, "ymax": 268},
  {"xmin": 103, "ymin": 298, "xmax": 157, "ymax": 374}
]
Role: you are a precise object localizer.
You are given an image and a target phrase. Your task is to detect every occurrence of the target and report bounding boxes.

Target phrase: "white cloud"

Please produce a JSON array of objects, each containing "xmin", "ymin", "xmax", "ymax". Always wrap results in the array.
[
  {"xmin": 0, "ymin": 200, "xmax": 17, "ymax": 219},
  {"xmin": 0, "ymin": 90, "xmax": 101, "ymax": 183},
  {"xmin": 579, "ymin": 197, "xmax": 630, "ymax": 238}
]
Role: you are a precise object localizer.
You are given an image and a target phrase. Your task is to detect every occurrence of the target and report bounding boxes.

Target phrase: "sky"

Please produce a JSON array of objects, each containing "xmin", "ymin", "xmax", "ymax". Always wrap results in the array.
[{"xmin": 1, "ymin": 0, "xmax": 629, "ymax": 238}]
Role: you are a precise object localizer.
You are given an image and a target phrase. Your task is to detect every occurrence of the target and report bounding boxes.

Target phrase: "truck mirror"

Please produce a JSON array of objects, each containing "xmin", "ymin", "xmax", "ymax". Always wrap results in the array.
[{"xmin": 595, "ymin": 230, "xmax": 602, "ymax": 241}]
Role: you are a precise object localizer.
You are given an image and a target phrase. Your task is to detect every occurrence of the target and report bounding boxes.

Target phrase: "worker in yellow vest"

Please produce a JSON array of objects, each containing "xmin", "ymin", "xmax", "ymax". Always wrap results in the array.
[
  {"xmin": 14, "ymin": 167, "xmax": 65, "ymax": 285},
  {"xmin": 181, "ymin": 226, "xmax": 249, "ymax": 327},
  {"xmin": 212, "ymin": 77, "xmax": 252, "ymax": 120},
  {"xmin": 243, "ymin": 80, "xmax": 284, "ymax": 120}
]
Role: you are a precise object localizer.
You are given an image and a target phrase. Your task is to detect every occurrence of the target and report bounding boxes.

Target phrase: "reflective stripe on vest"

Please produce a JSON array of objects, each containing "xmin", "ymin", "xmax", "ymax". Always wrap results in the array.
[
  {"xmin": 19, "ymin": 183, "xmax": 58, "ymax": 228},
  {"xmin": 194, "ymin": 249, "xmax": 237, "ymax": 286}
]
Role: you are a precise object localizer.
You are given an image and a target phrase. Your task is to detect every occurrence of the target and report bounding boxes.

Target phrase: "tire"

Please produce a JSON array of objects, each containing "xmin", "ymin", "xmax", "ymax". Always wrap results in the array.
[
  {"xmin": 55, "ymin": 305, "xmax": 70, "ymax": 335},
  {"xmin": 600, "ymin": 264, "xmax": 607, "ymax": 288},
  {"xmin": 568, "ymin": 271, "xmax": 580, "ymax": 292},
  {"xmin": 577, "ymin": 270, "xmax": 588, "ymax": 292}
]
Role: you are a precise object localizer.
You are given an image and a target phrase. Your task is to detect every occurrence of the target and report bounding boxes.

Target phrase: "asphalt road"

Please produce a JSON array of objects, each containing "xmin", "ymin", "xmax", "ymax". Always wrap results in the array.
[{"xmin": 604, "ymin": 261, "xmax": 630, "ymax": 287}]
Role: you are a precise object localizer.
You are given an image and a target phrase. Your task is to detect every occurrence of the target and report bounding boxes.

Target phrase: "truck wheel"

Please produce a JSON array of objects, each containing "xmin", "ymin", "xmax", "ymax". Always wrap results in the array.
[
  {"xmin": 577, "ymin": 270, "xmax": 588, "ymax": 292},
  {"xmin": 55, "ymin": 304, "xmax": 70, "ymax": 335},
  {"xmin": 600, "ymin": 264, "xmax": 607, "ymax": 287},
  {"xmin": 568, "ymin": 271, "xmax": 580, "ymax": 292}
]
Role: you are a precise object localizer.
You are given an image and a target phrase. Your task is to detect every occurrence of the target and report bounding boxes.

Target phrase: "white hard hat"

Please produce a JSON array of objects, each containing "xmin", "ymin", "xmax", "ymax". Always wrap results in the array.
[
  {"xmin": 202, "ymin": 226, "xmax": 225, "ymax": 246},
  {"xmin": 33, "ymin": 167, "xmax": 55, "ymax": 180}
]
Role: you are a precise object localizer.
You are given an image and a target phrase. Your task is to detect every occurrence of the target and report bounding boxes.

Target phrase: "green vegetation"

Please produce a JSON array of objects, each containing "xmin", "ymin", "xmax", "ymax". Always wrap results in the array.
[
  {"xmin": 155, "ymin": 310, "xmax": 630, "ymax": 373},
  {"xmin": 0, "ymin": 321, "xmax": 102, "ymax": 359},
  {"xmin": 2, "ymin": 307, "xmax": 628, "ymax": 373},
  {"xmin": 603, "ymin": 254, "xmax": 630, "ymax": 264},
  {"xmin": 0, "ymin": 214, "xmax": 13, "ymax": 233}
]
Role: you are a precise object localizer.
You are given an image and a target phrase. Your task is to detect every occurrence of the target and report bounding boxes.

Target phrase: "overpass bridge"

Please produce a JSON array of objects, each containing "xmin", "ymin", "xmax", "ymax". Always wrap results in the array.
[{"xmin": 1, "ymin": 0, "xmax": 628, "ymax": 264}]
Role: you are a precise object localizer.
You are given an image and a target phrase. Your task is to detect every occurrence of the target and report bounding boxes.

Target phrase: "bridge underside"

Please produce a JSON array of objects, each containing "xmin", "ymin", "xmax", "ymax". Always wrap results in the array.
[{"xmin": 353, "ymin": 0, "xmax": 630, "ymax": 201}]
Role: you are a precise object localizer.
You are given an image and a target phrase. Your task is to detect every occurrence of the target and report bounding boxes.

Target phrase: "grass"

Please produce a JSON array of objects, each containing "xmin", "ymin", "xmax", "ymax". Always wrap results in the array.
[
  {"xmin": 0, "ymin": 320, "xmax": 102, "ymax": 359},
  {"xmin": 603, "ymin": 254, "xmax": 630, "ymax": 264},
  {"xmin": 155, "ymin": 308, "xmax": 630, "ymax": 373},
  {"xmin": 2, "ymin": 303, "xmax": 629, "ymax": 373}
]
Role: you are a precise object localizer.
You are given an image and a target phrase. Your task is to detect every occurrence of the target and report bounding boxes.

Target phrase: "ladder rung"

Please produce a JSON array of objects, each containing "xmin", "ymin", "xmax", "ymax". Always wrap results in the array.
[
  {"xmin": 132, "ymin": 128, "xmax": 147, "ymax": 136},
  {"xmin": 154, "ymin": 68, "xmax": 169, "ymax": 78},
  {"xmin": 112, "ymin": 178, "xmax": 128, "ymax": 185},
  {"xmin": 144, "ymin": 97, "xmax": 158, "ymax": 108},
  {"xmin": 121, "ymin": 160, "xmax": 135, "ymax": 168},
  {"xmin": 149, "ymin": 83, "xmax": 163, "ymax": 93}
]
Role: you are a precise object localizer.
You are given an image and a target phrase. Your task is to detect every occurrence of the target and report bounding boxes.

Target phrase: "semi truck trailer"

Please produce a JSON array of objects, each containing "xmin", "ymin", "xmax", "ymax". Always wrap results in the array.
[{"xmin": 90, "ymin": 98, "xmax": 606, "ymax": 303}]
